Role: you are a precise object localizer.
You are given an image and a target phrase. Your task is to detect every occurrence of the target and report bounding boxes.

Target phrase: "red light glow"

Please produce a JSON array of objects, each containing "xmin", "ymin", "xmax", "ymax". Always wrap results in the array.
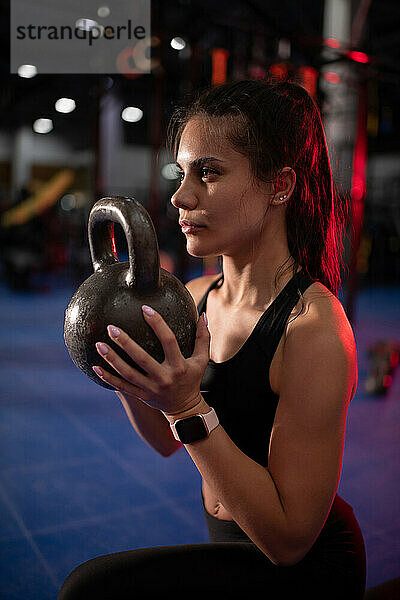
[
  {"xmin": 383, "ymin": 375, "xmax": 392, "ymax": 388},
  {"xmin": 111, "ymin": 229, "xmax": 117, "ymax": 259},
  {"xmin": 269, "ymin": 63, "xmax": 288, "ymax": 80},
  {"xmin": 390, "ymin": 351, "xmax": 399, "ymax": 368},
  {"xmin": 298, "ymin": 66, "xmax": 318, "ymax": 98},
  {"xmin": 351, "ymin": 174, "xmax": 366, "ymax": 202},
  {"xmin": 116, "ymin": 47, "xmax": 142, "ymax": 79},
  {"xmin": 325, "ymin": 38, "xmax": 341, "ymax": 48},
  {"xmin": 347, "ymin": 50, "xmax": 369, "ymax": 64},
  {"xmin": 324, "ymin": 71, "xmax": 341, "ymax": 84},
  {"xmin": 250, "ymin": 65, "xmax": 267, "ymax": 80},
  {"xmin": 351, "ymin": 85, "xmax": 368, "ymax": 206},
  {"xmin": 211, "ymin": 48, "xmax": 229, "ymax": 86}
]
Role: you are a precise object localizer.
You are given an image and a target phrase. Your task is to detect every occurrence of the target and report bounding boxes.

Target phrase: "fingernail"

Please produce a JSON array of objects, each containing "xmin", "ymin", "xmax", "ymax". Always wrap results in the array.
[
  {"xmin": 93, "ymin": 366, "xmax": 103, "ymax": 377},
  {"xmin": 203, "ymin": 312, "xmax": 208, "ymax": 327},
  {"xmin": 142, "ymin": 305, "xmax": 155, "ymax": 316},
  {"xmin": 108, "ymin": 325, "xmax": 121, "ymax": 338},
  {"xmin": 96, "ymin": 342, "xmax": 109, "ymax": 355}
]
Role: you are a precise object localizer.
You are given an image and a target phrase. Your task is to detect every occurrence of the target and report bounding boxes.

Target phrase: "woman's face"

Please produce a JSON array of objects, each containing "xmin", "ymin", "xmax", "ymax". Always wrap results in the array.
[{"xmin": 171, "ymin": 117, "xmax": 274, "ymax": 259}]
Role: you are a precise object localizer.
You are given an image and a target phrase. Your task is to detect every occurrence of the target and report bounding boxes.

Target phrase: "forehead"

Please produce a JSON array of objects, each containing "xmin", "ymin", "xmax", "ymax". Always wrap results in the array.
[{"xmin": 176, "ymin": 117, "xmax": 240, "ymax": 163}]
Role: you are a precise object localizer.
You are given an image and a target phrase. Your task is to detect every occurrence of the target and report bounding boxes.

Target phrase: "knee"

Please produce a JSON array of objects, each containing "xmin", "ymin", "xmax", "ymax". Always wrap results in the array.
[
  {"xmin": 57, "ymin": 555, "xmax": 116, "ymax": 600},
  {"xmin": 57, "ymin": 549, "xmax": 158, "ymax": 600}
]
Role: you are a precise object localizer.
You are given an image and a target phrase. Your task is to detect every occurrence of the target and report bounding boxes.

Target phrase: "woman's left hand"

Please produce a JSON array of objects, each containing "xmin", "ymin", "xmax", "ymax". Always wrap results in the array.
[{"xmin": 92, "ymin": 306, "xmax": 210, "ymax": 416}]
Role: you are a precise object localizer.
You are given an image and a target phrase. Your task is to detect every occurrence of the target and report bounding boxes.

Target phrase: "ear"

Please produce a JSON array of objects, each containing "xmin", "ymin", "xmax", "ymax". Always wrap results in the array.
[{"xmin": 271, "ymin": 167, "xmax": 296, "ymax": 206}]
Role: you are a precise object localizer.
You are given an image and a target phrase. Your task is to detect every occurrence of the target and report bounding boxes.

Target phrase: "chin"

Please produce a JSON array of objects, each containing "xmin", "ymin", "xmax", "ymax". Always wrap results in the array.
[{"xmin": 186, "ymin": 245, "xmax": 221, "ymax": 260}]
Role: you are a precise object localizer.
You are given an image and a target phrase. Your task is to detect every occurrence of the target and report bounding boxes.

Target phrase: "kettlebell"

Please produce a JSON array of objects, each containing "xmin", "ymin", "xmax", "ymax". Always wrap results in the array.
[{"xmin": 64, "ymin": 196, "xmax": 198, "ymax": 390}]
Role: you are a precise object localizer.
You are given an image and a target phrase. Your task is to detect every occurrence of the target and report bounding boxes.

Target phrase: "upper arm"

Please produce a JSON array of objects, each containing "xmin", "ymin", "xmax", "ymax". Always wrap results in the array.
[{"xmin": 267, "ymin": 311, "xmax": 357, "ymax": 563}]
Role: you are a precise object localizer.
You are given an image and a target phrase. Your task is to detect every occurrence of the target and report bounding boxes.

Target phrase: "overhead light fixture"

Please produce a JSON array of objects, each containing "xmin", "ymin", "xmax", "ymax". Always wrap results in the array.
[
  {"xmin": 121, "ymin": 106, "xmax": 143, "ymax": 122},
  {"xmin": 18, "ymin": 64, "xmax": 37, "ymax": 78},
  {"xmin": 97, "ymin": 6, "xmax": 110, "ymax": 18},
  {"xmin": 55, "ymin": 98, "xmax": 76, "ymax": 113},
  {"xmin": 161, "ymin": 163, "xmax": 179, "ymax": 180},
  {"xmin": 278, "ymin": 38, "xmax": 291, "ymax": 60},
  {"xmin": 104, "ymin": 77, "xmax": 114, "ymax": 89},
  {"xmin": 33, "ymin": 118, "xmax": 53, "ymax": 134},
  {"xmin": 60, "ymin": 194, "xmax": 77, "ymax": 211},
  {"xmin": 170, "ymin": 37, "xmax": 186, "ymax": 51}
]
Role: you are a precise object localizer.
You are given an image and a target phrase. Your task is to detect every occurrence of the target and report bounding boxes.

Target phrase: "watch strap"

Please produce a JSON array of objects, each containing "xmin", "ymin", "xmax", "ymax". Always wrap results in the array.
[{"xmin": 170, "ymin": 407, "xmax": 219, "ymax": 442}]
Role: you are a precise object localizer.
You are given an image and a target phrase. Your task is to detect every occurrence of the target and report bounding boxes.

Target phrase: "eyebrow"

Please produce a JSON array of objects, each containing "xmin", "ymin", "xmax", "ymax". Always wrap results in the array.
[{"xmin": 175, "ymin": 156, "xmax": 224, "ymax": 169}]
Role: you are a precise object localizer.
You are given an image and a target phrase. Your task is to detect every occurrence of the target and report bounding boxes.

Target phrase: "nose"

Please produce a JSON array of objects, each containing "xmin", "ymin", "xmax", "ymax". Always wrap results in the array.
[{"xmin": 170, "ymin": 179, "xmax": 199, "ymax": 211}]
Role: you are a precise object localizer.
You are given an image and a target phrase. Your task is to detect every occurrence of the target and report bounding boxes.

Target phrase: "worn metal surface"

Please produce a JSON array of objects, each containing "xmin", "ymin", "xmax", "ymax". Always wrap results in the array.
[{"xmin": 64, "ymin": 196, "xmax": 198, "ymax": 390}]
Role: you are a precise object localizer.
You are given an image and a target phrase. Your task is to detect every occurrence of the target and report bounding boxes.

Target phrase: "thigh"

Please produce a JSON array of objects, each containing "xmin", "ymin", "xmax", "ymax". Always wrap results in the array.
[
  {"xmin": 57, "ymin": 541, "xmax": 361, "ymax": 600},
  {"xmin": 57, "ymin": 542, "xmax": 300, "ymax": 599}
]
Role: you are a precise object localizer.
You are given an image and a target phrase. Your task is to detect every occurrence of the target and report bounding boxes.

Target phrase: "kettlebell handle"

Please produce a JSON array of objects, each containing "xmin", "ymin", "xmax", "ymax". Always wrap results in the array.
[{"xmin": 88, "ymin": 196, "xmax": 161, "ymax": 292}]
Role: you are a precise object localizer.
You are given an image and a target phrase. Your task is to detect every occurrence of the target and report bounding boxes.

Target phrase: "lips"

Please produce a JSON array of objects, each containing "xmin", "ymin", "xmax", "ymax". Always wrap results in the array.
[
  {"xmin": 180, "ymin": 224, "xmax": 205, "ymax": 233},
  {"xmin": 179, "ymin": 220, "xmax": 205, "ymax": 227}
]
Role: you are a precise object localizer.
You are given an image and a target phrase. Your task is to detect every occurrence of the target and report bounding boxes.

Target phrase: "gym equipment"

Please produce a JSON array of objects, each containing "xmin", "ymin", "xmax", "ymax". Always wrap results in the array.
[{"xmin": 63, "ymin": 196, "xmax": 198, "ymax": 390}]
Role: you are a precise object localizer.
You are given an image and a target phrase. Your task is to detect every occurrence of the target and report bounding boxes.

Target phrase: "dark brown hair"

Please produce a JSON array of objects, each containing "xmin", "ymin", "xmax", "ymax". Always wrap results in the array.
[{"xmin": 167, "ymin": 79, "xmax": 349, "ymax": 296}]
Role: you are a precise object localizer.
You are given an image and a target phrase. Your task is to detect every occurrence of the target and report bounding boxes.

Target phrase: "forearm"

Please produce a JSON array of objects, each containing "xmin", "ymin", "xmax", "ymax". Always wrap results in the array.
[
  {"xmin": 165, "ymin": 396, "xmax": 293, "ymax": 565},
  {"xmin": 116, "ymin": 391, "xmax": 182, "ymax": 457}
]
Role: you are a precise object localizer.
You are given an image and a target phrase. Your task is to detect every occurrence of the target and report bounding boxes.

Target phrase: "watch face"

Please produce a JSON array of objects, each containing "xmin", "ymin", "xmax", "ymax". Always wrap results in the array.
[{"xmin": 175, "ymin": 415, "xmax": 208, "ymax": 444}]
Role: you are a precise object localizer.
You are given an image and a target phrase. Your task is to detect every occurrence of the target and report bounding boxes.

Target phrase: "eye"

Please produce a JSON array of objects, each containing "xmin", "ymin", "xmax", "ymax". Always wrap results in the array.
[
  {"xmin": 200, "ymin": 167, "xmax": 218, "ymax": 180},
  {"xmin": 175, "ymin": 168, "xmax": 184, "ymax": 185}
]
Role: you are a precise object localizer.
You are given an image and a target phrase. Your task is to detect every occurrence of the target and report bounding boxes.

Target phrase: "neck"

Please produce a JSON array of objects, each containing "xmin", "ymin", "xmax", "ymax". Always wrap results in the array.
[{"xmin": 217, "ymin": 219, "xmax": 299, "ymax": 311}]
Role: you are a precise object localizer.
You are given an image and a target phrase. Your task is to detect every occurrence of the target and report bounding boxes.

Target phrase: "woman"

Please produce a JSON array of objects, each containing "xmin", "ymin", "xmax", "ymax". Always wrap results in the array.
[{"xmin": 58, "ymin": 80, "xmax": 366, "ymax": 598}]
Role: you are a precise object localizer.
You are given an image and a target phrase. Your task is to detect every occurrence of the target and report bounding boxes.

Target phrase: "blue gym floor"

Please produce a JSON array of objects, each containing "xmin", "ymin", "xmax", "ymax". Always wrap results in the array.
[{"xmin": 0, "ymin": 277, "xmax": 399, "ymax": 599}]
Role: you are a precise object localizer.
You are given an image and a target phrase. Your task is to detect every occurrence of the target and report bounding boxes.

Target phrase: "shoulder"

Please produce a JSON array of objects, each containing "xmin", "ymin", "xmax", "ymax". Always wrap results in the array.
[
  {"xmin": 289, "ymin": 281, "xmax": 355, "ymax": 347},
  {"xmin": 285, "ymin": 281, "xmax": 358, "ymax": 399},
  {"xmin": 184, "ymin": 273, "xmax": 222, "ymax": 306}
]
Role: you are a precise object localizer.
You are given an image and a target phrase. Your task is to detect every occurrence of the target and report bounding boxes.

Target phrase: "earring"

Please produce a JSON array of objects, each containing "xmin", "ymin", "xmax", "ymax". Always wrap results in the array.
[{"xmin": 279, "ymin": 194, "xmax": 287, "ymax": 201}]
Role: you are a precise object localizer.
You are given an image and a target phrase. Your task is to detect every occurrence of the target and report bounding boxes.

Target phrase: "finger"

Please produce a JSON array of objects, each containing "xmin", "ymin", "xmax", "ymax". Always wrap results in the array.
[
  {"xmin": 140, "ymin": 305, "xmax": 182, "ymax": 365},
  {"xmin": 192, "ymin": 312, "xmax": 211, "ymax": 361},
  {"xmin": 106, "ymin": 324, "xmax": 161, "ymax": 376},
  {"xmin": 95, "ymin": 342, "xmax": 150, "ymax": 391},
  {"xmin": 92, "ymin": 364, "xmax": 147, "ymax": 398}
]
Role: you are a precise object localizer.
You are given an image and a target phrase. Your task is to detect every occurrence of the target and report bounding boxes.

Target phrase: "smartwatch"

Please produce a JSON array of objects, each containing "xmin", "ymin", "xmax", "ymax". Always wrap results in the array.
[{"xmin": 170, "ymin": 407, "xmax": 219, "ymax": 444}]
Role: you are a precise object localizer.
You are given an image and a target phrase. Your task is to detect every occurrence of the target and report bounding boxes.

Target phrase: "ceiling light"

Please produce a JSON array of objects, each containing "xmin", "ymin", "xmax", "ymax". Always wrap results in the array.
[
  {"xmin": 161, "ymin": 164, "xmax": 179, "ymax": 180},
  {"xmin": 18, "ymin": 64, "xmax": 37, "ymax": 78},
  {"xmin": 55, "ymin": 98, "xmax": 76, "ymax": 113},
  {"xmin": 60, "ymin": 194, "xmax": 77, "ymax": 211},
  {"xmin": 170, "ymin": 37, "xmax": 186, "ymax": 51},
  {"xmin": 97, "ymin": 6, "xmax": 110, "ymax": 18},
  {"xmin": 121, "ymin": 107, "xmax": 143, "ymax": 122},
  {"xmin": 33, "ymin": 118, "xmax": 53, "ymax": 134}
]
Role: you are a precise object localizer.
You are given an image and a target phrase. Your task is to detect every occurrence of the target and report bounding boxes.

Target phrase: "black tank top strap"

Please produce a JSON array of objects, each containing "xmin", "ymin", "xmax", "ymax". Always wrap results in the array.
[
  {"xmin": 256, "ymin": 269, "xmax": 315, "ymax": 357},
  {"xmin": 197, "ymin": 274, "xmax": 224, "ymax": 315}
]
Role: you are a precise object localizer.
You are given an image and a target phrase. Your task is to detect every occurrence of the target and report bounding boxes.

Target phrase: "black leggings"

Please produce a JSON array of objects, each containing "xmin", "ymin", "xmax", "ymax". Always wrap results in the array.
[{"xmin": 57, "ymin": 496, "xmax": 366, "ymax": 600}]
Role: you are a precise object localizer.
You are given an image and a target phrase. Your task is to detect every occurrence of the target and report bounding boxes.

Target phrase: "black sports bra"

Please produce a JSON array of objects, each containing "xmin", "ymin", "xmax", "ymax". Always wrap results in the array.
[{"xmin": 197, "ymin": 268, "xmax": 315, "ymax": 467}]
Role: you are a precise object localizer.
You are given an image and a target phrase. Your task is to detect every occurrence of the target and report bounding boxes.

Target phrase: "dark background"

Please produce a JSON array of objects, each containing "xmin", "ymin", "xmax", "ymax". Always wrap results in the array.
[{"xmin": 0, "ymin": 0, "xmax": 399, "ymax": 295}]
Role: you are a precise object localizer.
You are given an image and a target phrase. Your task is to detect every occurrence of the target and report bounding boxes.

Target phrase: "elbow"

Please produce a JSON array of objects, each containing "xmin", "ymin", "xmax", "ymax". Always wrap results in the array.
[
  {"xmin": 259, "ymin": 536, "xmax": 311, "ymax": 567},
  {"xmin": 264, "ymin": 513, "xmax": 316, "ymax": 566},
  {"xmin": 273, "ymin": 551, "xmax": 306, "ymax": 567},
  {"xmin": 268, "ymin": 548, "xmax": 307, "ymax": 567},
  {"xmin": 272, "ymin": 539, "xmax": 313, "ymax": 567}
]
